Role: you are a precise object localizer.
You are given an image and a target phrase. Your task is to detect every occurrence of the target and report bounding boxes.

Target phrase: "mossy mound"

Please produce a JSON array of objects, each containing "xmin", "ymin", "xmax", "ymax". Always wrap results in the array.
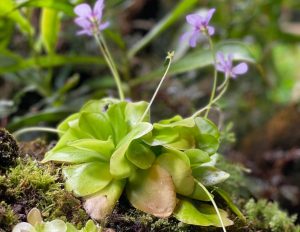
[
  {"xmin": 0, "ymin": 128, "xmax": 19, "ymax": 170},
  {"xmin": 0, "ymin": 157, "xmax": 89, "ymax": 230}
]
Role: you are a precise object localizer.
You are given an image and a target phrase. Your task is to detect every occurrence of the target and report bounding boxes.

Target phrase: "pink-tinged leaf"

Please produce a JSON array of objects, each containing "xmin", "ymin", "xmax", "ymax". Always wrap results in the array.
[
  {"xmin": 84, "ymin": 180, "xmax": 125, "ymax": 220},
  {"xmin": 127, "ymin": 165, "xmax": 177, "ymax": 218}
]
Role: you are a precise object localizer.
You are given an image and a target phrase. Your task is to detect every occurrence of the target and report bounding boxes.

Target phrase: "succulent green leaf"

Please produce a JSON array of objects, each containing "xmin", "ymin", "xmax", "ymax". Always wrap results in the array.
[
  {"xmin": 81, "ymin": 220, "xmax": 101, "ymax": 232},
  {"xmin": 192, "ymin": 166, "xmax": 230, "ymax": 186},
  {"xmin": 150, "ymin": 127, "xmax": 179, "ymax": 146},
  {"xmin": 80, "ymin": 98, "xmax": 119, "ymax": 113},
  {"xmin": 12, "ymin": 222, "xmax": 35, "ymax": 232},
  {"xmin": 188, "ymin": 181, "xmax": 211, "ymax": 201},
  {"xmin": 215, "ymin": 188, "xmax": 246, "ymax": 222},
  {"xmin": 185, "ymin": 149, "xmax": 210, "ymax": 167},
  {"xmin": 125, "ymin": 101, "xmax": 149, "ymax": 125},
  {"xmin": 107, "ymin": 102, "xmax": 128, "ymax": 144},
  {"xmin": 84, "ymin": 180, "xmax": 125, "ymax": 220},
  {"xmin": 79, "ymin": 112, "xmax": 112, "ymax": 140},
  {"xmin": 66, "ymin": 223, "xmax": 78, "ymax": 232},
  {"xmin": 43, "ymin": 139, "xmax": 114, "ymax": 163},
  {"xmin": 155, "ymin": 151, "xmax": 194, "ymax": 196},
  {"xmin": 27, "ymin": 208, "xmax": 43, "ymax": 226},
  {"xmin": 127, "ymin": 165, "xmax": 177, "ymax": 217},
  {"xmin": 63, "ymin": 162, "xmax": 112, "ymax": 196},
  {"xmin": 110, "ymin": 122, "xmax": 153, "ymax": 178},
  {"xmin": 174, "ymin": 199, "xmax": 233, "ymax": 227},
  {"xmin": 165, "ymin": 127, "xmax": 196, "ymax": 150},
  {"xmin": 43, "ymin": 220, "xmax": 67, "ymax": 232},
  {"xmin": 195, "ymin": 117, "xmax": 219, "ymax": 138},
  {"xmin": 68, "ymin": 139, "xmax": 114, "ymax": 161},
  {"xmin": 196, "ymin": 134, "xmax": 219, "ymax": 155},
  {"xmin": 157, "ymin": 116, "xmax": 195, "ymax": 128},
  {"xmin": 126, "ymin": 141, "xmax": 156, "ymax": 169},
  {"xmin": 57, "ymin": 113, "xmax": 79, "ymax": 133},
  {"xmin": 150, "ymin": 117, "xmax": 196, "ymax": 149},
  {"xmin": 157, "ymin": 115, "xmax": 183, "ymax": 124}
]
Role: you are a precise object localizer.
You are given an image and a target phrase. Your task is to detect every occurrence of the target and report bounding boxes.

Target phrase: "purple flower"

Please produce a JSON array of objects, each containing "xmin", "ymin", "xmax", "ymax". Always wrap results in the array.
[
  {"xmin": 181, "ymin": 8, "xmax": 216, "ymax": 47},
  {"xmin": 74, "ymin": 0, "xmax": 109, "ymax": 36},
  {"xmin": 216, "ymin": 52, "xmax": 248, "ymax": 78}
]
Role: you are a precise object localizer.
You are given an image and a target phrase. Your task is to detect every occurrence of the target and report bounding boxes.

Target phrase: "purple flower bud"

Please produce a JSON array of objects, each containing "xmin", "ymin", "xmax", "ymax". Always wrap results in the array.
[
  {"xmin": 181, "ymin": 8, "xmax": 216, "ymax": 47},
  {"xmin": 74, "ymin": 0, "xmax": 109, "ymax": 36},
  {"xmin": 216, "ymin": 52, "xmax": 248, "ymax": 78}
]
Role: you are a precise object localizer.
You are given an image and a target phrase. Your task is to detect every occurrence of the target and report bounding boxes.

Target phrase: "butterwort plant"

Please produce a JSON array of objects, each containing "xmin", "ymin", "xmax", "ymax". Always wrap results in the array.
[{"xmin": 41, "ymin": 2, "xmax": 250, "ymax": 232}]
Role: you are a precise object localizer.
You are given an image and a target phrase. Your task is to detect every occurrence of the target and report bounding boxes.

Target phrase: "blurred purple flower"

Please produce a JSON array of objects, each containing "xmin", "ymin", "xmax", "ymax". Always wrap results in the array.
[
  {"xmin": 216, "ymin": 52, "xmax": 248, "ymax": 78},
  {"xmin": 74, "ymin": 0, "xmax": 109, "ymax": 36},
  {"xmin": 181, "ymin": 8, "xmax": 216, "ymax": 47}
]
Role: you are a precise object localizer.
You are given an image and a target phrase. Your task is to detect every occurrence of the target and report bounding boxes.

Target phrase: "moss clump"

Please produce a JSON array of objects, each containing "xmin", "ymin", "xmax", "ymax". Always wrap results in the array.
[
  {"xmin": 245, "ymin": 199, "xmax": 300, "ymax": 232},
  {"xmin": 0, "ymin": 128, "xmax": 19, "ymax": 170},
  {"xmin": 0, "ymin": 201, "xmax": 18, "ymax": 232},
  {"xmin": 45, "ymin": 191, "xmax": 89, "ymax": 229},
  {"xmin": 0, "ymin": 157, "xmax": 89, "ymax": 230}
]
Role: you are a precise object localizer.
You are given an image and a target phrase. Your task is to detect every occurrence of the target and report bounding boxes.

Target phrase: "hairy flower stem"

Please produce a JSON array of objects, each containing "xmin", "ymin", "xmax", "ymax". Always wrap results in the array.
[
  {"xmin": 94, "ymin": 34, "xmax": 125, "ymax": 101},
  {"xmin": 139, "ymin": 52, "xmax": 174, "ymax": 122},
  {"xmin": 13, "ymin": 127, "xmax": 60, "ymax": 139},
  {"xmin": 204, "ymin": 36, "xmax": 218, "ymax": 118},
  {"xmin": 195, "ymin": 179, "xmax": 227, "ymax": 232},
  {"xmin": 192, "ymin": 79, "xmax": 229, "ymax": 118}
]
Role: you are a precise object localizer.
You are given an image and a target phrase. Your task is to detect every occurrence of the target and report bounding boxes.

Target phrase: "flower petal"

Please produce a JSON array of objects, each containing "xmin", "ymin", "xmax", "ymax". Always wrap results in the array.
[
  {"xmin": 186, "ymin": 14, "xmax": 203, "ymax": 26},
  {"xmin": 93, "ymin": 0, "xmax": 104, "ymax": 19},
  {"xmin": 180, "ymin": 31, "xmax": 192, "ymax": 43},
  {"xmin": 232, "ymin": 62, "xmax": 248, "ymax": 75},
  {"xmin": 204, "ymin": 8, "xmax": 216, "ymax": 25},
  {"xmin": 74, "ymin": 17, "xmax": 91, "ymax": 29},
  {"xmin": 189, "ymin": 31, "xmax": 200, "ymax": 47},
  {"xmin": 74, "ymin": 3, "xmax": 92, "ymax": 17},
  {"xmin": 77, "ymin": 29, "xmax": 92, "ymax": 36},
  {"xmin": 216, "ymin": 52, "xmax": 226, "ymax": 65},
  {"xmin": 207, "ymin": 26, "xmax": 215, "ymax": 36},
  {"xmin": 216, "ymin": 63, "xmax": 225, "ymax": 72},
  {"xmin": 99, "ymin": 21, "xmax": 110, "ymax": 31}
]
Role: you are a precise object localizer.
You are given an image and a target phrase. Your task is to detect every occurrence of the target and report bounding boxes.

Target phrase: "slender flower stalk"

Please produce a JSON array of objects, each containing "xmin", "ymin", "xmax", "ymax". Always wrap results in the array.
[
  {"xmin": 204, "ymin": 36, "xmax": 218, "ymax": 118},
  {"xmin": 74, "ymin": 0, "xmax": 124, "ymax": 100},
  {"xmin": 192, "ymin": 77, "xmax": 229, "ymax": 118},
  {"xmin": 195, "ymin": 179, "xmax": 227, "ymax": 232},
  {"xmin": 94, "ymin": 34, "xmax": 125, "ymax": 100},
  {"xmin": 139, "ymin": 51, "xmax": 174, "ymax": 122}
]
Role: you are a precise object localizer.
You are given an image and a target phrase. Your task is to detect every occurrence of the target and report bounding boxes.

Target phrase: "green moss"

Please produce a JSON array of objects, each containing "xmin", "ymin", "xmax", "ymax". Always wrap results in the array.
[
  {"xmin": 0, "ymin": 128, "xmax": 19, "ymax": 170},
  {"xmin": 0, "ymin": 157, "xmax": 89, "ymax": 230},
  {"xmin": 46, "ymin": 191, "xmax": 89, "ymax": 229},
  {"xmin": 0, "ymin": 201, "xmax": 18, "ymax": 232},
  {"xmin": 245, "ymin": 199, "xmax": 300, "ymax": 232},
  {"xmin": 4, "ymin": 158, "xmax": 59, "ymax": 199}
]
